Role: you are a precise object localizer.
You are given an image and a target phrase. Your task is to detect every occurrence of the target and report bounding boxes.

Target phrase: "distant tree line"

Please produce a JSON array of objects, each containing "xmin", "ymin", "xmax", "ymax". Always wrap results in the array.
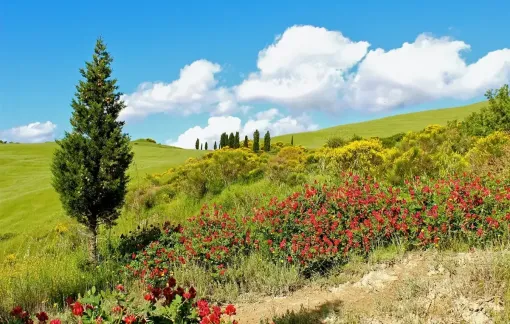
[{"xmin": 195, "ymin": 129, "xmax": 276, "ymax": 153}]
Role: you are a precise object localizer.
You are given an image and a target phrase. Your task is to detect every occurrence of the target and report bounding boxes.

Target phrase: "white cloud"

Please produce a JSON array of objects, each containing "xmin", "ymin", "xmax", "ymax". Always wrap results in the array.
[
  {"xmin": 120, "ymin": 60, "xmax": 241, "ymax": 121},
  {"xmin": 236, "ymin": 25, "xmax": 370, "ymax": 111},
  {"xmin": 167, "ymin": 109, "xmax": 318, "ymax": 149},
  {"xmin": 237, "ymin": 26, "xmax": 510, "ymax": 112},
  {"xmin": 121, "ymin": 25, "xmax": 510, "ymax": 120},
  {"xmin": 346, "ymin": 34, "xmax": 510, "ymax": 110},
  {"xmin": 0, "ymin": 121, "xmax": 57, "ymax": 143}
]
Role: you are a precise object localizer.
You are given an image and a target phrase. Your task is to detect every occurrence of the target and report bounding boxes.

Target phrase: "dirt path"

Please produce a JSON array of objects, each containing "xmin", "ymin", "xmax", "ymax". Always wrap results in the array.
[{"xmin": 233, "ymin": 251, "xmax": 506, "ymax": 323}]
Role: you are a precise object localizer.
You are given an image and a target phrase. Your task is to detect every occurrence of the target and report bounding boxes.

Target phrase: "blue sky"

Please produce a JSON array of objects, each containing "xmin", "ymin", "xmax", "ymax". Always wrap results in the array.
[{"xmin": 1, "ymin": 0, "xmax": 510, "ymax": 147}]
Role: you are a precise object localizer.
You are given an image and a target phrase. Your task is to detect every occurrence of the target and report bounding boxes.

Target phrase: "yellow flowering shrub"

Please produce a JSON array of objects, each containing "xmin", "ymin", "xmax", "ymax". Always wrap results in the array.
[
  {"xmin": 267, "ymin": 146, "xmax": 307, "ymax": 184},
  {"xmin": 465, "ymin": 131, "xmax": 510, "ymax": 177},
  {"xmin": 320, "ymin": 139, "xmax": 387, "ymax": 176}
]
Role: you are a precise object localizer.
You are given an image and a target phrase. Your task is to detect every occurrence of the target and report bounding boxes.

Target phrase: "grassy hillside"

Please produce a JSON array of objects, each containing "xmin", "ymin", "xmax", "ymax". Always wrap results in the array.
[
  {"xmin": 274, "ymin": 101, "xmax": 486, "ymax": 148},
  {"xmin": 0, "ymin": 140, "xmax": 204, "ymax": 255}
]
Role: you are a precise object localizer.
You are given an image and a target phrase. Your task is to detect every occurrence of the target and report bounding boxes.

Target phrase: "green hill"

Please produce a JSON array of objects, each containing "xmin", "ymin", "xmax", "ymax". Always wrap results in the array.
[
  {"xmin": 274, "ymin": 101, "xmax": 486, "ymax": 148},
  {"xmin": 0, "ymin": 140, "xmax": 204, "ymax": 254}
]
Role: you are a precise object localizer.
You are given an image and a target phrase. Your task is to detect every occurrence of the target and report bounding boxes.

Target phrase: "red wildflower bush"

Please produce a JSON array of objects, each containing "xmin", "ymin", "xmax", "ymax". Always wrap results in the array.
[
  {"xmin": 4, "ymin": 278, "xmax": 237, "ymax": 324},
  {"xmin": 128, "ymin": 173, "xmax": 510, "ymax": 279}
]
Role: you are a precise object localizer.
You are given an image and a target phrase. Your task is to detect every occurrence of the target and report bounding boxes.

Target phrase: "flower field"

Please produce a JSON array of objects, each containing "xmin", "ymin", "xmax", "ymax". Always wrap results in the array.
[{"xmin": 127, "ymin": 173, "xmax": 510, "ymax": 283}]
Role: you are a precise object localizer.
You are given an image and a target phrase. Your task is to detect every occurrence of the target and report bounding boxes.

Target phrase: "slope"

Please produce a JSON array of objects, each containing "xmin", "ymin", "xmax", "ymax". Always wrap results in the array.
[
  {"xmin": 0, "ymin": 140, "xmax": 204, "ymax": 254},
  {"xmin": 273, "ymin": 101, "xmax": 485, "ymax": 148}
]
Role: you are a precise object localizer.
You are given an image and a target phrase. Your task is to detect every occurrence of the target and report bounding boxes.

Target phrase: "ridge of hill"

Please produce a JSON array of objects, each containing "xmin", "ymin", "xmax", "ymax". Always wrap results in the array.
[{"xmin": 273, "ymin": 101, "xmax": 486, "ymax": 148}]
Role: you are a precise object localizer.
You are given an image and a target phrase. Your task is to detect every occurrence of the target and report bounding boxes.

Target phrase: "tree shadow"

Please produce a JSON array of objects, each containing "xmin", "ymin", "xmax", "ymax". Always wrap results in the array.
[{"xmin": 259, "ymin": 300, "xmax": 356, "ymax": 324}]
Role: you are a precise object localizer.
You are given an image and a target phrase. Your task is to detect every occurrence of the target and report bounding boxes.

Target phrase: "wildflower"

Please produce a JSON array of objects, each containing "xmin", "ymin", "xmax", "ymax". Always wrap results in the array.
[
  {"xmin": 96, "ymin": 317, "xmax": 103, "ymax": 324},
  {"xmin": 10, "ymin": 306, "xmax": 23, "ymax": 317},
  {"xmin": 225, "ymin": 304, "xmax": 236, "ymax": 316},
  {"xmin": 36, "ymin": 312, "xmax": 49, "ymax": 322},
  {"xmin": 116, "ymin": 284, "xmax": 125, "ymax": 292},
  {"xmin": 72, "ymin": 302, "xmax": 84, "ymax": 317},
  {"xmin": 112, "ymin": 305, "xmax": 123, "ymax": 314},
  {"xmin": 50, "ymin": 320, "xmax": 61, "ymax": 324},
  {"xmin": 123, "ymin": 315, "xmax": 137, "ymax": 324},
  {"xmin": 197, "ymin": 300, "xmax": 210, "ymax": 317}
]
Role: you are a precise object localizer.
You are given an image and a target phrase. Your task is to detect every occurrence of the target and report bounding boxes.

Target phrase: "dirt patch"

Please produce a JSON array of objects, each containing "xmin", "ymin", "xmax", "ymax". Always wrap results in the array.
[{"xmin": 233, "ymin": 250, "xmax": 509, "ymax": 323}]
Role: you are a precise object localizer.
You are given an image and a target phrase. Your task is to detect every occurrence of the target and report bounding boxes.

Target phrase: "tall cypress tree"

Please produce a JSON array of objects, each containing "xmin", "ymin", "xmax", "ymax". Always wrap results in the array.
[
  {"xmin": 52, "ymin": 38, "xmax": 133, "ymax": 263},
  {"xmin": 235, "ymin": 131, "xmax": 240, "ymax": 148},
  {"xmin": 195, "ymin": 138, "xmax": 199, "ymax": 150},
  {"xmin": 253, "ymin": 130, "xmax": 260, "ymax": 152},
  {"xmin": 200, "ymin": 143, "xmax": 203, "ymax": 150},
  {"xmin": 264, "ymin": 130, "xmax": 271, "ymax": 152},
  {"xmin": 205, "ymin": 142, "xmax": 208, "ymax": 150},
  {"xmin": 291, "ymin": 135, "xmax": 294, "ymax": 146},
  {"xmin": 214, "ymin": 141, "xmax": 217, "ymax": 150},
  {"xmin": 244, "ymin": 135, "xmax": 249, "ymax": 148},
  {"xmin": 229, "ymin": 132, "xmax": 235, "ymax": 148}
]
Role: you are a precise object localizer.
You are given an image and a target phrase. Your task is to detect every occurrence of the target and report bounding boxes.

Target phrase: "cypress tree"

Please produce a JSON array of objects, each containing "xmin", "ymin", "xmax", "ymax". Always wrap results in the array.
[
  {"xmin": 244, "ymin": 135, "xmax": 249, "ymax": 148},
  {"xmin": 200, "ymin": 143, "xmax": 203, "ymax": 150},
  {"xmin": 235, "ymin": 131, "xmax": 240, "ymax": 148},
  {"xmin": 195, "ymin": 138, "xmax": 199, "ymax": 150},
  {"xmin": 52, "ymin": 38, "xmax": 133, "ymax": 263},
  {"xmin": 205, "ymin": 142, "xmax": 208, "ymax": 150},
  {"xmin": 291, "ymin": 135, "xmax": 294, "ymax": 146},
  {"xmin": 264, "ymin": 130, "xmax": 271, "ymax": 152},
  {"xmin": 253, "ymin": 130, "xmax": 260, "ymax": 152},
  {"xmin": 214, "ymin": 141, "xmax": 217, "ymax": 150},
  {"xmin": 229, "ymin": 132, "xmax": 235, "ymax": 148}
]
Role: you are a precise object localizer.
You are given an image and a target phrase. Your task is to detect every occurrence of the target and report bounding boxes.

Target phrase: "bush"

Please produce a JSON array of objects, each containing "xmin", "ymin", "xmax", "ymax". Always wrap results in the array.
[
  {"xmin": 324, "ymin": 137, "xmax": 346, "ymax": 149},
  {"xmin": 318, "ymin": 139, "xmax": 387, "ymax": 176},
  {"xmin": 466, "ymin": 131, "xmax": 510, "ymax": 177},
  {"xmin": 267, "ymin": 146, "xmax": 307, "ymax": 185}
]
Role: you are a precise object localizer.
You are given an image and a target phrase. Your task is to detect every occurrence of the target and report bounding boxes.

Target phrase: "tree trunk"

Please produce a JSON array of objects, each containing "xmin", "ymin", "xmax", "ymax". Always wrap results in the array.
[{"xmin": 88, "ymin": 226, "xmax": 98, "ymax": 264}]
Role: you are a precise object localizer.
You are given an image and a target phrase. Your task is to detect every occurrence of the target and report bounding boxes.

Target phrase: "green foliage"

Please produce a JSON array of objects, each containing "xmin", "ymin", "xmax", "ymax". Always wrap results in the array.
[
  {"xmin": 234, "ymin": 132, "xmax": 240, "ymax": 149},
  {"xmin": 379, "ymin": 132, "xmax": 405, "ymax": 148},
  {"xmin": 324, "ymin": 136, "xmax": 347, "ymax": 149},
  {"xmin": 144, "ymin": 138, "xmax": 157, "ymax": 144},
  {"xmin": 263, "ymin": 131, "xmax": 271, "ymax": 152},
  {"xmin": 228, "ymin": 133, "xmax": 235, "ymax": 148},
  {"xmin": 267, "ymin": 146, "xmax": 307, "ymax": 185},
  {"xmin": 213, "ymin": 141, "xmax": 217, "ymax": 150},
  {"xmin": 466, "ymin": 131, "xmax": 510, "ymax": 177},
  {"xmin": 244, "ymin": 135, "xmax": 249, "ymax": 148},
  {"xmin": 462, "ymin": 84, "xmax": 510, "ymax": 136},
  {"xmin": 204, "ymin": 142, "xmax": 208, "ymax": 150},
  {"xmin": 291, "ymin": 135, "xmax": 294, "ymax": 146},
  {"xmin": 51, "ymin": 38, "xmax": 133, "ymax": 262},
  {"xmin": 253, "ymin": 130, "xmax": 260, "ymax": 153},
  {"xmin": 195, "ymin": 138, "xmax": 199, "ymax": 150}
]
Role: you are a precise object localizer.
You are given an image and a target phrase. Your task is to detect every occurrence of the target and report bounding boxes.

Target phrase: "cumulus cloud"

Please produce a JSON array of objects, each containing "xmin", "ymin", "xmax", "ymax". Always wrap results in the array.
[
  {"xmin": 121, "ymin": 25, "xmax": 510, "ymax": 120},
  {"xmin": 167, "ymin": 109, "xmax": 318, "ymax": 149},
  {"xmin": 120, "ymin": 60, "xmax": 241, "ymax": 121},
  {"xmin": 0, "ymin": 121, "xmax": 57, "ymax": 143},
  {"xmin": 237, "ymin": 26, "xmax": 510, "ymax": 112}
]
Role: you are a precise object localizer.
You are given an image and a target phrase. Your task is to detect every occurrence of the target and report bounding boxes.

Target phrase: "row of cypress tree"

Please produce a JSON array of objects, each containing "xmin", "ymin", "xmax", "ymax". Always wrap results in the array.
[{"xmin": 194, "ymin": 130, "xmax": 274, "ymax": 152}]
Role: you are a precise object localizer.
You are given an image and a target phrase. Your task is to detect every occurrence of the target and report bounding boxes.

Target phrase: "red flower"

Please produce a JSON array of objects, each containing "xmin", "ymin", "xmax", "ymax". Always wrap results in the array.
[
  {"xmin": 36, "ymin": 312, "xmax": 49, "ymax": 322},
  {"xmin": 123, "ymin": 315, "xmax": 137, "ymax": 324},
  {"xmin": 168, "ymin": 277, "xmax": 177, "ymax": 287},
  {"xmin": 144, "ymin": 293, "xmax": 153, "ymax": 302},
  {"xmin": 183, "ymin": 292, "xmax": 191, "ymax": 299},
  {"xmin": 50, "ymin": 320, "xmax": 61, "ymax": 324},
  {"xmin": 197, "ymin": 299, "xmax": 210, "ymax": 317},
  {"xmin": 10, "ymin": 306, "xmax": 23, "ymax": 317},
  {"xmin": 225, "ymin": 304, "xmax": 236, "ymax": 316},
  {"xmin": 112, "ymin": 305, "xmax": 123, "ymax": 314},
  {"xmin": 72, "ymin": 302, "xmax": 84, "ymax": 317},
  {"xmin": 116, "ymin": 284, "xmax": 125, "ymax": 292}
]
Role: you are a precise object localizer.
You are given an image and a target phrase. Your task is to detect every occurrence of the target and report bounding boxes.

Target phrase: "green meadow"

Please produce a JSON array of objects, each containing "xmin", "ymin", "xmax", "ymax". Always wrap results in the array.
[
  {"xmin": 274, "ymin": 101, "xmax": 485, "ymax": 147},
  {"xmin": 0, "ymin": 140, "xmax": 204, "ymax": 257}
]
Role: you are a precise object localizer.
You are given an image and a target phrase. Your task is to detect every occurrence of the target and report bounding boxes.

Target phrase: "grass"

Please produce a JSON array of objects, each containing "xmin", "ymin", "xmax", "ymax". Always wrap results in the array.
[
  {"xmin": 274, "ymin": 101, "xmax": 486, "ymax": 148},
  {"xmin": 0, "ymin": 139, "xmax": 204, "ymax": 256}
]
